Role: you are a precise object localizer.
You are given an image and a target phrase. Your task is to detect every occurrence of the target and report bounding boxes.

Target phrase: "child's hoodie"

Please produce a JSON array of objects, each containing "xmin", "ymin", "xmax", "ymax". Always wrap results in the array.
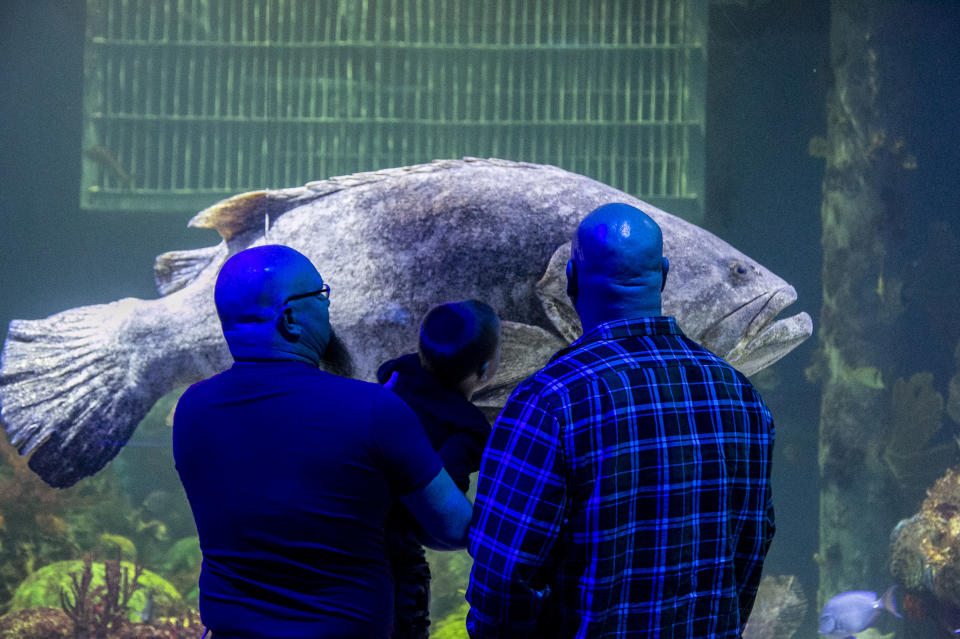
[
  {"xmin": 376, "ymin": 352, "xmax": 492, "ymax": 638},
  {"xmin": 376, "ymin": 353, "xmax": 491, "ymax": 492}
]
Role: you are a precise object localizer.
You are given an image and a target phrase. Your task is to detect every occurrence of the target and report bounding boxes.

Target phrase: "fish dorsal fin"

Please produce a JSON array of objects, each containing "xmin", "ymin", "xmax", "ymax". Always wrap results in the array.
[
  {"xmin": 188, "ymin": 188, "xmax": 310, "ymax": 241},
  {"xmin": 154, "ymin": 245, "xmax": 224, "ymax": 296},
  {"xmin": 188, "ymin": 158, "xmax": 542, "ymax": 241}
]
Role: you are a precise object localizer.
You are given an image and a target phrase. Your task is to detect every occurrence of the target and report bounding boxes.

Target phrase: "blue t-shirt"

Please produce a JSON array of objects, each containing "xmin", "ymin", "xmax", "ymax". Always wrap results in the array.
[{"xmin": 173, "ymin": 360, "xmax": 444, "ymax": 639}]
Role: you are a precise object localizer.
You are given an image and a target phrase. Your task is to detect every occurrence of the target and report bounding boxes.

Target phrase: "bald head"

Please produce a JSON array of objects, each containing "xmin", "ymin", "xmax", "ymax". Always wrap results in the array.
[
  {"xmin": 215, "ymin": 245, "xmax": 323, "ymax": 326},
  {"xmin": 215, "ymin": 245, "xmax": 331, "ymax": 364},
  {"xmin": 567, "ymin": 203, "xmax": 669, "ymax": 331}
]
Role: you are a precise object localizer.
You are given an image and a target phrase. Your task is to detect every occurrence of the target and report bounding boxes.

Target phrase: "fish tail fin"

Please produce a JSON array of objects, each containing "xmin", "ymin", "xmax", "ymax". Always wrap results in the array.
[
  {"xmin": 0, "ymin": 299, "xmax": 163, "ymax": 488},
  {"xmin": 881, "ymin": 585, "xmax": 901, "ymax": 618}
]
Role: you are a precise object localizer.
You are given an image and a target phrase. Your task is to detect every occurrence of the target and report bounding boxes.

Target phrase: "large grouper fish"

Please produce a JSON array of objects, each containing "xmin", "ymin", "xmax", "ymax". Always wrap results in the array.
[{"xmin": 0, "ymin": 158, "xmax": 812, "ymax": 488}]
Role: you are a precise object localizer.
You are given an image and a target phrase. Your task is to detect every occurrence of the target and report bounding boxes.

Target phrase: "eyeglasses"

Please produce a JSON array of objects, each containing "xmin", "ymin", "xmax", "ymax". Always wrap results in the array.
[{"xmin": 283, "ymin": 283, "xmax": 330, "ymax": 304}]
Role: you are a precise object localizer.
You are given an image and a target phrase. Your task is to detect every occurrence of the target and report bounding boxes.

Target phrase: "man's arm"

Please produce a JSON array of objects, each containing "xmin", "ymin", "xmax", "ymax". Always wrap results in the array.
[
  {"xmin": 399, "ymin": 467, "xmax": 473, "ymax": 550},
  {"xmin": 373, "ymin": 387, "xmax": 473, "ymax": 550},
  {"xmin": 465, "ymin": 386, "xmax": 566, "ymax": 639}
]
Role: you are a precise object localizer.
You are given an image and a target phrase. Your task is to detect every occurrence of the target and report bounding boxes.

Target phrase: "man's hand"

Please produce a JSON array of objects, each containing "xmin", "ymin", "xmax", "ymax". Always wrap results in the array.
[{"xmin": 383, "ymin": 371, "xmax": 399, "ymax": 390}]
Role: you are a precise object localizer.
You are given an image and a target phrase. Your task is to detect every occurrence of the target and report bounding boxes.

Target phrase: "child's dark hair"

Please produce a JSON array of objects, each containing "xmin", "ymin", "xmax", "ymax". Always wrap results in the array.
[{"xmin": 418, "ymin": 300, "xmax": 500, "ymax": 390}]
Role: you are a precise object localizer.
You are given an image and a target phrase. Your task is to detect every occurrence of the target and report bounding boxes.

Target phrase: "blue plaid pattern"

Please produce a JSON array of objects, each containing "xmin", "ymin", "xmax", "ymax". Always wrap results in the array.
[{"xmin": 466, "ymin": 317, "xmax": 775, "ymax": 638}]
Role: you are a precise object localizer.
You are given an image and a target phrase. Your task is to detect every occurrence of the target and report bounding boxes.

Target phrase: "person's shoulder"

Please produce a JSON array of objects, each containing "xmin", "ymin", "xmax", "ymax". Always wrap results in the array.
[
  {"xmin": 312, "ymin": 369, "xmax": 403, "ymax": 402},
  {"xmin": 674, "ymin": 335, "xmax": 758, "ymax": 386},
  {"xmin": 529, "ymin": 338, "xmax": 612, "ymax": 390},
  {"xmin": 502, "ymin": 356, "xmax": 576, "ymax": 411},
  {"xmin": 177, "ymin": 369, "xmax": 228, "ymax": 403}
]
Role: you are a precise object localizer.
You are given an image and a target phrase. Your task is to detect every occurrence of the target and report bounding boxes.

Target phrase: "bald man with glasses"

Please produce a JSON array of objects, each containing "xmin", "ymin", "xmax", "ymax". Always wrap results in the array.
[{"xmin": 173, "ymin": 245, "xmax": 472, "ymax": 639}]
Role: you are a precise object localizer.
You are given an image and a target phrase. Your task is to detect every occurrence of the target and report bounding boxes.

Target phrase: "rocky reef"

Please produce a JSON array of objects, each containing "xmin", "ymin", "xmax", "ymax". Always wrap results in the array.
[
  {"xmin": 890, "ymin": 466, "xmax": 960, "ymax": 635},
  {"xmin": 742, "ymin": 574, "xmax": 807, "ymax": 639},
  {"xmin": 0, "ymin": 552, "xmax": 201, "ymax": 638}
]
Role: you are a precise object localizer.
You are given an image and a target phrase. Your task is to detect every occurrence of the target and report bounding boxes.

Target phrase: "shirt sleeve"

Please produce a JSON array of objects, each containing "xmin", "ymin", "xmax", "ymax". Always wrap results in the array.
[
  {"xmin": 466, "ymin": 383, "xmax": 566, "ymax": 638},
  {"xmin": 370, "ymin": 388, "xmax": 444, "ymax": 497}
]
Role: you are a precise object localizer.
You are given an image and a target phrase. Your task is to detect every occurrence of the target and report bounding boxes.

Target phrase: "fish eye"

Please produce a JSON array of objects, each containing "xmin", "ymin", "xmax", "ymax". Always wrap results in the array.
[{"xmin": 729, "ymin": 261, "xmax": 749, "ymax": 278}]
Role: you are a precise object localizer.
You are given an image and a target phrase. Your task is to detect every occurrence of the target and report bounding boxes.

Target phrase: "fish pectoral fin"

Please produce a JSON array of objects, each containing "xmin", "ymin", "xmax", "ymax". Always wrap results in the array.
[
  {"xmin": 472, "ymin": 321, "xmax": 566, "ymax": 413},
  {"xmin": 188, "ymin": 185, "xmax": 319, "ymax": 241},
  {"xmin": 534, "ymin": 242, "xmax": 582, "ymax": 343},
  {"xmin": 154, "ymin": 245, "xmax": 225, "ymax": 295}
]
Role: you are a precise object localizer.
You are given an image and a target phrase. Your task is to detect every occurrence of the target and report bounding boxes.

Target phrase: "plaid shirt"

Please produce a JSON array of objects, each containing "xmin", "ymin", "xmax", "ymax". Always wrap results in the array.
[{"xmin": 466, "ymin": 316, "xmax": 775, "ymax": 638}]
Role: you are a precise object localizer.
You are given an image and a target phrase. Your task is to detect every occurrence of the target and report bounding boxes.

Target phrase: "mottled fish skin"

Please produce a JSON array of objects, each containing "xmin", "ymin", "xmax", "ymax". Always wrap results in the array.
[{"xmin": 0, "ymin": 158, "xmax": 812, "ymax": 487}]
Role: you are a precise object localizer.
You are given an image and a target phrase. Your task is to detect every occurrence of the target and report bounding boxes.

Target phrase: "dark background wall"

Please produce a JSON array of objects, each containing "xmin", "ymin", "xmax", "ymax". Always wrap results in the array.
[{"xmin": 1, "ymin": 1, "xmax": 220, "ymax": 328}]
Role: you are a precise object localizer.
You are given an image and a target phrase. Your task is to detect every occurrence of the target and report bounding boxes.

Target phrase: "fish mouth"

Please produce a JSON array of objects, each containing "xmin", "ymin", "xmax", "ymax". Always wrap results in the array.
[{"xmin": 719, "ymin": 286, "xmax": 813, "ymax": 376}]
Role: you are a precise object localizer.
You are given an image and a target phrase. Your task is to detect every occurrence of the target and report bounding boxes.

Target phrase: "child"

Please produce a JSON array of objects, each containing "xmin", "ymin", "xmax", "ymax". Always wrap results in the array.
[{"xmin": 376, "ymin": 299, "xmax": 501, "ymax": 639}]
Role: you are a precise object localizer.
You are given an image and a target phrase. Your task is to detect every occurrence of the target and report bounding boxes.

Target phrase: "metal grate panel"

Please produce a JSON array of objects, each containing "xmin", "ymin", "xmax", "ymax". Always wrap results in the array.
[{"xmin": 82, "ymin": 0, "xmax": 706, "ymax": 219}]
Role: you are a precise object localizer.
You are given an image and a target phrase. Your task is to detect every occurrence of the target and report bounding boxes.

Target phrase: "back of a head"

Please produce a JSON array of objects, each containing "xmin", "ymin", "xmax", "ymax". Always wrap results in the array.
[
  {"xmin": 214, "ymin": 245, "xmax": 316, "ymax": 327},
  {"xmin": 418, "ymin": 300, "xmax": 500, "ymax": 390},
  {"xmin": 573, "ymin": 202, "xmax": 663, "ymax": 284},
  {"xmin": 213, "ymin": 244, "xmax": 325, "ymax": 359},
  {"xmin": 567, "ymin": 203, "xmax": 667, "ymax": 326}
]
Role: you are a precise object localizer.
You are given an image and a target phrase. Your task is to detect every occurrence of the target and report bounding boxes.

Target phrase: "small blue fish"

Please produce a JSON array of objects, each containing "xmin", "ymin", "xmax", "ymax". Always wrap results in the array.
[
  {"xmin": 139, "ymin": 591, "xmax": 154, "ymax": 623},
  {"xmin": 819, "ymin": 586, "xmax": 901, "ymax": 637}
]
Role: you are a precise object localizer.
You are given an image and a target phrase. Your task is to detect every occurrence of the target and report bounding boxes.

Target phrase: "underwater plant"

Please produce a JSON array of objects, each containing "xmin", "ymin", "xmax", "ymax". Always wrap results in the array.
[
  {"xmin": 890, "ymin": 466, "xmax": 960, "ymax": 610},
  {"xmin": 97, "ymin": 535, "xmax": 138, "ymax": 564},
  {"xmin": 429, "ymin": 600, "xmax": 470, "ymax": 639},
  {"xmin": 881, "ymin": 373, "xmax": 954, "ymax": 491},
  {"xmin": 426, "ymin": 548, "xmax": 472, "ymax": 624},
  {"xmin": 8, "ymin": 557, "xmax": 182, "ymax": 621},
  {"xmin": 59, "ymin": 553, "xmax": 142, "ymax": 638},
  {"xmin": 160, "ymin": 537, "xmax": 201, "ymax": 605},
  {"xmin": 0, "ymin": 438, "xmax": 87, "ymax": 608}
]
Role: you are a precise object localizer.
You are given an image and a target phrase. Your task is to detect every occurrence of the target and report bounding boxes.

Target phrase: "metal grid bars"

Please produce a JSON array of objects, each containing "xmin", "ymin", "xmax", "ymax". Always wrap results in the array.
[{"xmin": 82, "ymin": 0, "xmax": 706, "ymax": 218}]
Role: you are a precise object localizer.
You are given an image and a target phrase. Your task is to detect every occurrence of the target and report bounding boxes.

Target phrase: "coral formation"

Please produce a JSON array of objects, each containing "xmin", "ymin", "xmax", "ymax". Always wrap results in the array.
[
  {"xmin": 60, "ymin": 554, "xmax": 142, "ymax": 636},
  {"xmin": 8, "ymin": 558, "xmax": 182, "ymax": 619},
  {"xmin": 0, "ymin": 606, "xmax": 203, "ymax": 639},
  {"xmin": 882, "ymin": 373, "xmax": 952, "ymax": 487},
  {"xmin": 0, "ymin": 552, "xmax": 201, "ymax": 638},
  {"xmin": 890, "ymin": 466, "xmax": 960, "ymax": 608},
  {"xmin": 742, "ymin": 574, "xmax": 807, "ymax": 639},
  {"xmin": 0, "ymin": 607, "xmax": 72, "ymax": 638}
]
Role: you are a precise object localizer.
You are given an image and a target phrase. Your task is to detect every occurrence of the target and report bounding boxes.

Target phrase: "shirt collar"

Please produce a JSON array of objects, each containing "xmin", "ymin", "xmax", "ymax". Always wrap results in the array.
[{"xmin": 569, "ymin": 316, "xmax": 684, "ymax": 350}]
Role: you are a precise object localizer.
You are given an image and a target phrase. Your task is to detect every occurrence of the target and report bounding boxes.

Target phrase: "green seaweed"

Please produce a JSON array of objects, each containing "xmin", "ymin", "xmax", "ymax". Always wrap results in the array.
[
  {"xmin": 160, "ymin": 537, "xmax": 202, "ymax": 603},
  {"xmin": 429, "ymin": 600, "xmax": 469, "ymax": 639},
  {"xmin": 426, "ymin": 549, "xmax": 472, "ymax": 624},
  {"xmin": 97, "ymin": 535, "xmax": 137, "ymax": 563},
  {"xmin": 161, "ymin": 538, "xmax": 201, "ymax": 575}
]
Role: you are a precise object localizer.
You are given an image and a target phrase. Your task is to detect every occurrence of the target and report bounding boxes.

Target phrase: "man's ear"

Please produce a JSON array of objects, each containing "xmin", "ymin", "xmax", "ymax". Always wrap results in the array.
[
  {"xmin": 660, "ymin": 257, "xmax": 669, "ymax": 292},
  {"xmin": 277, "ymin": 306, "xmax": 303, "ymax": 339},
  {"xmin": 566, "ymin": 260, "xmax": 577, "ymax": 300}
]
